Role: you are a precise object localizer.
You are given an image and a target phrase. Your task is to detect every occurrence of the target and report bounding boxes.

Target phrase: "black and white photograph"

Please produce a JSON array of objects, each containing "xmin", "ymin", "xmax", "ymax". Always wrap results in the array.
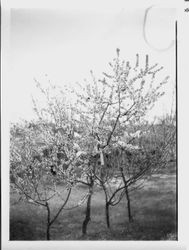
[{"xmin": 1, "ymin": 0, "xmax": 189, "ymax": 249}]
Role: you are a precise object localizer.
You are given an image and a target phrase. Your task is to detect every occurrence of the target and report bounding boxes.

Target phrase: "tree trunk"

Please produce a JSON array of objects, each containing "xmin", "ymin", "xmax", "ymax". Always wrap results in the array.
[
  {"xmin": 82, "ymin": 179, "xmax": 94, "ymax": 235},
  {"xmin": 124, "ymin": 183, "xmax": 133, "ymax": 222},
  {"xmin": 105, "ymin": 202, "xmax": 110, "ymax": 228},
  {"xmin": 46, "ymin": 224, "xmax": 51, "ymax": 240},
  {"xmin": 44, "ymin": 189, "xmax": 71, "ymax": 240},
  {"xmin": 120, "ymin": 167, "xmax": 133, "ymax": 222},
  {"xmin": 46, "ymin": 202, "xmax": 51, "ymax": 240},
  {"xmin": 102, "ymin": 183, "xmax": 111, "ymax": 229}
]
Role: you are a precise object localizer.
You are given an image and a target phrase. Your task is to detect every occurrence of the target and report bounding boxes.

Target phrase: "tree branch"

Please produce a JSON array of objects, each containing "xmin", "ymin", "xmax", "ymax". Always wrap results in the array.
[{"xmin": 49, "ymin": 188, "xmax": 72, "ymax": 226}]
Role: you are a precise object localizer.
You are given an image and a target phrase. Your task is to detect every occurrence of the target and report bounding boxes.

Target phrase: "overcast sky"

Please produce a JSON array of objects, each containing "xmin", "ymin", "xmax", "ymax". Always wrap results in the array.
[{"xmin": 9, "ymin": 6, "xmax": 176, "ymax": 122}]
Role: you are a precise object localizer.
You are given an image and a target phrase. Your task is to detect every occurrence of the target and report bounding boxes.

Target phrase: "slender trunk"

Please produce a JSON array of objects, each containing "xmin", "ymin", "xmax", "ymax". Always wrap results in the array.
[
  {"xmin": 82, "ymin": 179, "xmax": 94, "ymax": 235},
  {"xmin": 45, "ymin": 189, "xmax": 71, "ymax": 240},
  {"xmin": 105, "ymin": 202, "xmax": 110, "ymax": 228},
  {"xmin": 124, "ymin": 183, "xmax": 133, "ymax": 222},
  {"xmin": 120, "ymin": 167, "xmax": 133, "ymax": 222},
  {"xmin": 102, "ymin": 182, "xmax": 111, "ymax": 229},
  {"xmin": 46, "ymin": 224, "xmax": 50, "ymax": 240},
  {"xmin": 46, "ymin": 202, "xmax": 51, "ymax": 240}
]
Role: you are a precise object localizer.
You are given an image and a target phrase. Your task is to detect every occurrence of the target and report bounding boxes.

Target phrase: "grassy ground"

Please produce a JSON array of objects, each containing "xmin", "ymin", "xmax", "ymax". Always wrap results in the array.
[{"xmin": 10, "ymin": 173, "xmax": 177, "ymax": 240}]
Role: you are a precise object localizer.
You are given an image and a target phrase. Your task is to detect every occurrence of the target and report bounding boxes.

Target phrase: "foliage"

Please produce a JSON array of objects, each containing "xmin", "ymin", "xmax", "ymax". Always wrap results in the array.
[
  {"xmin": 10, "ymin": 119, "xmax": 88, "ymax": 240},
  {"xmin": 10, "ymin": 49, "xmax": 175, "ymax": 237}
]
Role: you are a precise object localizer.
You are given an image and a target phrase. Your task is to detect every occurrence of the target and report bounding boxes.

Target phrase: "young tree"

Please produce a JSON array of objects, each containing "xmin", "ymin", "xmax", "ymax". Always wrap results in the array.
[
  {"xmin": 70, "ymin": 49, "xmax": 171, "ymax": 232},
  {"xmin": 31, "ymin": 81, "xmax": 98, "ymax": 236},
  {"xmin": 10, "ymin": 121, "xmax": 80, "ymax": 240},
  {"xmin": 31, "ymin": 82, "xmax": 95, "ymax": 237}
]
